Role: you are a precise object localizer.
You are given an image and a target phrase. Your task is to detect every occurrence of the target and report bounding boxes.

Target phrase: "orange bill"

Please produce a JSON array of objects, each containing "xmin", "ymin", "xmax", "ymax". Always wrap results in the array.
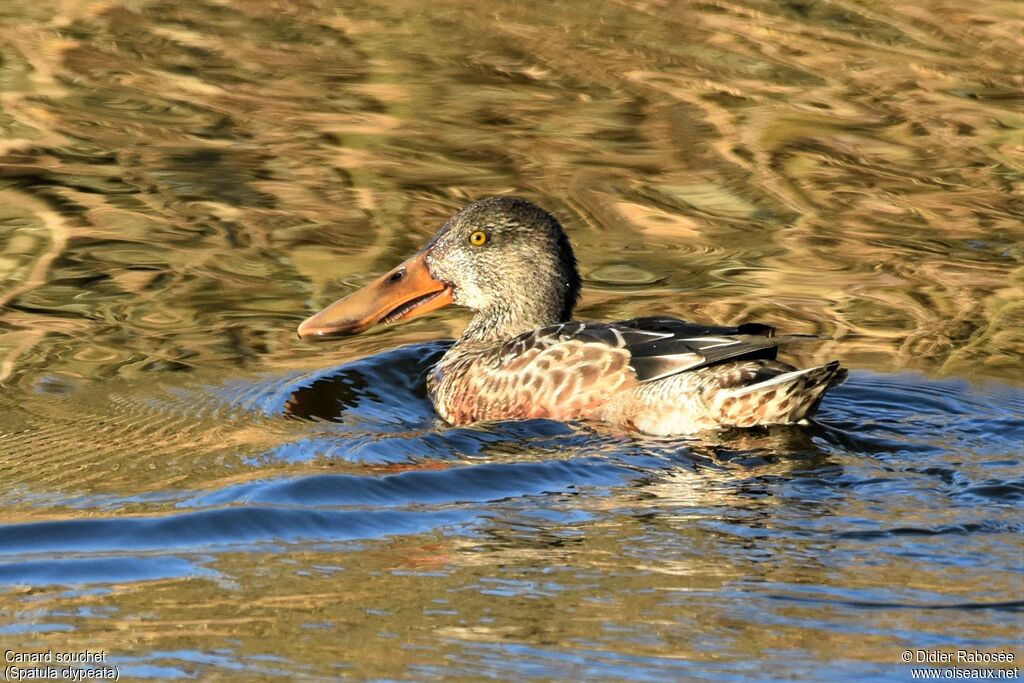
[{"xmin": 297, "ymin": 251, "xmax": 453, "ymax": 339}]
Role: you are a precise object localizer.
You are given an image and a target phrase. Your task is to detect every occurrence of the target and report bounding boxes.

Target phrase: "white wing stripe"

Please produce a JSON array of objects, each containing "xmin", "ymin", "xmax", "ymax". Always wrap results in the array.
[{"xmin": 727, "ymin": 366, "xmax": 818, "ymax": 396}]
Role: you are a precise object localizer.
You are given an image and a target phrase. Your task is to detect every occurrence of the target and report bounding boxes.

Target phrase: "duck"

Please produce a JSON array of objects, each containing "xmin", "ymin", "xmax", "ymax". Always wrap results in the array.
[{"xmin": 297, "ymin": 197, "xmax": 846, "ymax": 435}]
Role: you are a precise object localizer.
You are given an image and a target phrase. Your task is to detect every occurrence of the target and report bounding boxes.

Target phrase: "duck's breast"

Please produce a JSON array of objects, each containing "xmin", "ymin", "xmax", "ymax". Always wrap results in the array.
[{"xmin": 431, "ymin": 339, "xmax": 636, "ymax": 425}]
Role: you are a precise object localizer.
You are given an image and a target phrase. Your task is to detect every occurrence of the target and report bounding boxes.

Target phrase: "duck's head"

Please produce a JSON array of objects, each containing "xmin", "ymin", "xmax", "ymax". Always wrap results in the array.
[{"xmin": 297, "ymin": 197, "xmax": 581, "ymax": 341}]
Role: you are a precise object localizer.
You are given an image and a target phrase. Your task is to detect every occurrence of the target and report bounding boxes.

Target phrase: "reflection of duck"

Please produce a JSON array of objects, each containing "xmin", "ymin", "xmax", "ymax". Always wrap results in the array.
[{"xmin": 298, "ymin": 197, "xmax": 846, "ymax": 435}]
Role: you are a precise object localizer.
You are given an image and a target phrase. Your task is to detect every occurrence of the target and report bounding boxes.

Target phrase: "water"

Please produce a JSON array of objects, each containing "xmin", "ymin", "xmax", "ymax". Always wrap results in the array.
[{"xmin": 0, "ymin": 0, "xmax": 1021, "ymax": 680}]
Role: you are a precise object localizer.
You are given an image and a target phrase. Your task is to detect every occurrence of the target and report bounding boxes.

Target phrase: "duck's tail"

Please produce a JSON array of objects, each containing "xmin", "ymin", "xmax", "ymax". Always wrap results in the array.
[{"xmin": 713, "ymin": 361, "xmax": 847, "ymax": 427}]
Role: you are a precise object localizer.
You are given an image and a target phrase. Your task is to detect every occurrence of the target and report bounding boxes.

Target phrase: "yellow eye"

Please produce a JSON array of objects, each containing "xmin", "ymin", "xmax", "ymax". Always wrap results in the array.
[{"xmin": 469, "ymin": 230, "xmax": 488, "ymax": 246}]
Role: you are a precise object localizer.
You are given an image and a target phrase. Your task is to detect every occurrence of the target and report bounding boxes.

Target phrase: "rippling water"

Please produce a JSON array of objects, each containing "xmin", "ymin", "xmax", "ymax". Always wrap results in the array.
[{"xmin": 0, "ymin": 0, "xmax": 1021, "ymax": 680}]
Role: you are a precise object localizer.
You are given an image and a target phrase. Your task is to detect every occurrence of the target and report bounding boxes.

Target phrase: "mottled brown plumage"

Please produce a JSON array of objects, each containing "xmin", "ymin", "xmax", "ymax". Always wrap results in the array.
[{"xmin": 298, "ymin": 197, "xmax": 847, "ymax": 435}]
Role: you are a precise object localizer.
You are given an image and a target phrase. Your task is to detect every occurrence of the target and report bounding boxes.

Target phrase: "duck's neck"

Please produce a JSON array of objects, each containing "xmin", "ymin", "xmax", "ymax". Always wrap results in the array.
[{"xmin": 458, "ymin": 299, "xmax": 570, "ymax": 346}]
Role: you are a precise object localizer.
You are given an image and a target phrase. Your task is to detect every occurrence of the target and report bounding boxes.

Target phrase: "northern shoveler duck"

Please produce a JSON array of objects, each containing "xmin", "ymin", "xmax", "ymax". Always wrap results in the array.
[{"xmin": 298, "ymin": 197, "xmax": 846, "ymax": 435}]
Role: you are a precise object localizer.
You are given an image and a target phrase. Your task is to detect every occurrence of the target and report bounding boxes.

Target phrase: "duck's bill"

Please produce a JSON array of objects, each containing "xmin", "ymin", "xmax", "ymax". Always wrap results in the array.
[{"xmin": 297, "ymin": 251, "xmax": 453, "ymax": 339}]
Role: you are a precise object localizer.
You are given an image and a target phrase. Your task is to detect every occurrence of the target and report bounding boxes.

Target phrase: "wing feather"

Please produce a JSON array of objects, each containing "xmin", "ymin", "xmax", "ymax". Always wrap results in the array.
[{"xmin": 496, "ymin": 318, "xmax": 825, "ymax": 385}]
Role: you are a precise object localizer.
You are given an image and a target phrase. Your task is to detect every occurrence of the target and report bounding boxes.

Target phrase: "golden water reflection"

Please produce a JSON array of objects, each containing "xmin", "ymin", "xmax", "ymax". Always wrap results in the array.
[{"xmin": 0, "ymin": 0, "xmax": 1019, "ymax": 387}]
